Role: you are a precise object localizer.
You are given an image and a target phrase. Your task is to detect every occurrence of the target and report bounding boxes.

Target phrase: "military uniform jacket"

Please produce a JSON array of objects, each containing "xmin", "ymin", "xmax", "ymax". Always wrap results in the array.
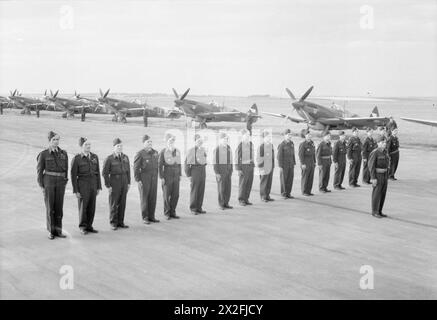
[
  {"xmin": 368, "ymin": 148, "xmax": 390, "ymax": 180},
  {"xmin": 234, "ymin": 141, "xmax": 254, "ymax": 171},
  {"xmin": 102, "ymin": 153, "xmax": 131, "ymax": 188},
  {"xmin": 158, "ymin": 148, "xmax": 182, "ymax": 179},
  {"xmin": 298, "ymin": 140, "xmax": 316, "ymax": 166},
  {"xmin": 347, "ymin": 136, "xmax": 362, "ymax": 160},
  {"xmin": 71, "ymin": 152, "xmax": 102, "ymax": 193},
  {"xmin": 37, "ymin": 147, "xmax": 68, "ymax": 188},
  {"xmin": 134, "ymin": 148, "xmax": 159, "ymax": 182},
  {"xmin": 316, "ymin": 141, "xmax": 332, "ymax": 166},
  {"xmin": 332, "ymin": 140, "xmax": 347, "ymax": 164},
  {"xmin": 185, "ymin": 146, "xmax": 207, "ymax": 177},
  {"xmin": 362, "ymin": 137, "xmax": 377, "ymax": 160},
  {"xmin": 213, "ymin": 145, "xmax": 233, "ymax": 175},
  {"xmin": 387, "ymin": 136, "xmax": 400, "ymax": 155},
  {"xmin": 277, "ymin": 140, "xmax": 296, "ymax": 168},
  {"xmin": 256, "ymin": 143, "xmax": 275, "ymax": 170}
]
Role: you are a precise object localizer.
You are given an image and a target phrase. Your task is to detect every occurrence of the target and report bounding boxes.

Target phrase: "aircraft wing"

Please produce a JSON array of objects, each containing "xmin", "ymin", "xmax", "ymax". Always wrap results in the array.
[
  {"xmin": 341, "ymin": 116, "xmax": 389, "ymax": 126},
  {"xmin": 198, "ymin": 111, "xmax": 242, "ymax": 117},
  {"xmin": 262, "ymin": 112, "xmax": 306, "ymax": 124},
  {"xmin": 400, "ymin": 117, "xmax": 437, "ymax": 127}
]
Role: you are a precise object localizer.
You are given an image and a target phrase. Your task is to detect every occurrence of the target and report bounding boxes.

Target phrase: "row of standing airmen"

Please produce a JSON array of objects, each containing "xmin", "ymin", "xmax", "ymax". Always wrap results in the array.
[{"xmin": 37, "ymin": 127, "xmax": 400, "ymax": 239}]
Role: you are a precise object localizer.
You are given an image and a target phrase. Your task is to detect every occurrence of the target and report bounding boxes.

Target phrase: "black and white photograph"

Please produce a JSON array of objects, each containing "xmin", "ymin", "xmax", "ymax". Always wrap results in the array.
[{"xmin": 0, "ymin": 0, "xmax": 436, "ymax": 304}]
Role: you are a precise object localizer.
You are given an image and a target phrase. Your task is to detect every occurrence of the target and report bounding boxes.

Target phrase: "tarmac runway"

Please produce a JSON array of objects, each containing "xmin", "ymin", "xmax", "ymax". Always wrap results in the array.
[{"xmin": 1, "ymin": 110, "xmax": 436, "ymax": 299}]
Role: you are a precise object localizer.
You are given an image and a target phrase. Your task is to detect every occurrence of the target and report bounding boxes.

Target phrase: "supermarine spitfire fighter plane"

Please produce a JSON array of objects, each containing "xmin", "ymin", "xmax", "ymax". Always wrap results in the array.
[
  {"xmin": 44, "ymin": 90, "xmax": 98, "ymax": 118},
  {"xmin": 172, "ymin": 88, "xmax": 260, "ymax": 129},
  {"xmin": 263, "ymin": 86, "xmax": 390, "ymax": 135},
  {"xmin": 96, "ymin": 89, "xmax": 183, "ymax": 123},
  {"xmin": 7, "ymin": 89, "xmax": 48, "ymax": 115}
]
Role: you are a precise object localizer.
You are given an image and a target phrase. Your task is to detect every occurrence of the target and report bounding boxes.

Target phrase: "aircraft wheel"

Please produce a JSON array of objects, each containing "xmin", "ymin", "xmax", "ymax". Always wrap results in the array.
[
  {"xmin": 20, "ymin": 110, "xmax": 25, "ymax": 115},
  {"xmin": 62, "ymin": 113, "xmax": 67, "ymax": 118}
]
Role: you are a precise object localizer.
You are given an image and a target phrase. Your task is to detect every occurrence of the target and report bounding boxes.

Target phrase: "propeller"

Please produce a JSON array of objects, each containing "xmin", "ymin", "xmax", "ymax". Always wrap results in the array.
[
  {"xmin": 179, "ymin": 88, "xmax": 190, "ymax": 100},
  {"xmin": 285, "ymin": 88, "xmax": 296, "ymax": 100},
  {"xmin": 299, "ymin": 86, "xmax": 313, "ymax": 101}
]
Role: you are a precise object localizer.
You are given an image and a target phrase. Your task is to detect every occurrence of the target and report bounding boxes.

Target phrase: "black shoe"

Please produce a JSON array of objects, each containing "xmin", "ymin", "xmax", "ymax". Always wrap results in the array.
[
  {"xmin": 56, "ymin": 233, "xmax": 67, "ymax": 238},
  {"xmin": 286, "ymin": 194, "xmax": 294, "ymax": 199},
  {"xmin": 239, "ymin": 201, "xmax": 247, "ymax": 206},
  {"xmin": 266, "ymin": 197, "xmax": 274, "ymax": 202},
  {"xmin": 191, "ymin": 210, "xmax": 199, "ymax": 215},
  {"xmin": 389, "ymin": 177, "xmax": 397, "ymax": 181},
  {"xmin": 224, "ymin": 205, "xmax": 233, "ymax": 209},
  {"xmin": 339, "ymin": 186, "xmax": 346, "ymax": 190},
  {"xmin": 80, "ymin": 229, "xmax": 88, "ymax": 235},
  {"xmin": 111, "ymin": 225, "xmax": 118, "ymax": 230},
  {"xmin": 172, "ymin": 215, "xmax": 180, "ymax": 219},
  {"xmin": 198, "ymin": 210, "xmax": 206, "ymax": 214},
  {"xmin": 118, "ymin": 224, "xmax": 129, "ymax": 228},
  {"xmin": 354, "ymin": 184, "xmax": 361, "ymax": 187},
  {"xmin": 379, "ymin": 212, "xmax": 388, "ymax": 218},
  {"xmin": 372, "ymin": 212, "xmax": 383, "ymax": 218},
  {"xmin": 166, "ymin": 215, "xmax": 172, "ymax": 220},
  {"xmin": 362, "ymin": 181, "xmax": 371, "ymax": 185},
  {"xmin": 143, "ymin": 219, "xmax": 151, "ymax": 224},
  {"xmin": 87, "ymin": 228, "xmax": 98, "ymax": 233},
  {"xmin": 320, "ymin": 189, "xmax": 327, "ymax": 193},
  {"xmin": 334, "ymin": 186, "xmax": 342, "ymax": 190},
  {"xmin": 245, "ymin": 201, "xmax": 253, "ymax": 205},
  {"xmin": 325, "ymin": 189, "xmax": 332, "ymax": 193},
  {"xmin": 262, "ymin": 198, "xmax": 269, "ymax": 202},
  {"xmin": 149, "ymin": 218, "xmax": 160, "ymax": 223},
  {"xmin": 48, "ymin": 233, "xmax": 55, "ymax": 240},
  {"xmin": 303, "ymin": 193, "xmax": 311, "ymax": 196},
  {"xmin": 219, "ymin": 206, "xmax": 226, "ymax": 210}
]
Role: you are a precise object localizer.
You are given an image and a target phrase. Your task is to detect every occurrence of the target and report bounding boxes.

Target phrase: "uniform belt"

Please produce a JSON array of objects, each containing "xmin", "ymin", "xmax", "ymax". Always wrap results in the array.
[
  {"xmin": 376, "ymin": 168, "xmax": 388, "ymax": 173},
  {"xmin": 321, "ymin": 156, "xmax": 331, "ymax": 159},
  {"xmin": 44, "ymin": 171, "xmax": 66, "ymax": 177},
  {"xmin": 78, "ymin": 173, "xmax": 97, "ymax": 177}
]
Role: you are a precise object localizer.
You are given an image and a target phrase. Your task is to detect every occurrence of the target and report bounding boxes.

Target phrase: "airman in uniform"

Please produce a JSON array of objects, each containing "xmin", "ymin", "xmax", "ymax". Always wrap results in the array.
[
  {"xmin": 257, "ymin": 130, "xmax": 275, "ymax": 202},
  {"xmin": 213, "ymin": 132, "xmax": 233, "ymax": 210},
  {"xmin": 386, "ymin": 116, "xmax": 398, "ymax": 133},
  {"xmin": 81, "ymin": 108, "xmax": 86, "ymax": 122},
  {"xmin": 277, "ymin": 129, "xmax": 296, "ymax": 199},
  {"xmin": 185, "ymin": 134, "xmax": 207, "ymax": 214},
  {"xmin": 368, "ymin": 135, "xmax": 390, "ymax": 218},
  {"xmin": 158, "ymin": 133, "xmax": 182, "ymax": 219},
  {"xmin": 70, "ymin": 137, "xmax": 102, "ymax": 234},
  {"xmin": 102, "ymin": 138, "xmax": 131, "ymax": 230},
  {"xmin": 37, "ymin": 131, "xmax": 68, "ymax": 239},
  {"xmin": 332, "ymin": 131, "xmax": 347, "ymax": 190},
  {"xmin": 235, "ymin": 129, "xmax": 255, "ymax": 206},
  {"xmin": 387, "ymin": 128, "xmax": 400, "ymax": 180},
  {"xmin": 347, "ymin": 127, "xmax": 362, "ymax": 187},
  {"xmin": 362, "ymin": 128, "xmax": 377, "ymax": 184},
  {"xmin": 134, "ymin": 134, "xmax": 160, "ymax": 224},
  {"xmin": 298, "ymin": 130, "xmax": 316, "ymax": 196},
  {"xmin": 316, "ymin": 131, "xmax": 332, "ymax": 193}
]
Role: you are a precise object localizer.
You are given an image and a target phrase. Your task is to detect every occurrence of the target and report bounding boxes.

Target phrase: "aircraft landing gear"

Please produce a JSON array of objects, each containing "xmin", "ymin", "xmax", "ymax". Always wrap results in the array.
[
  {"xmin": 120, "ymin": 116, "xmax": 127, "ymax": 123},
  {"xmin": 62, "ymin": 112, "xmax": 67, "ymax": 118}
]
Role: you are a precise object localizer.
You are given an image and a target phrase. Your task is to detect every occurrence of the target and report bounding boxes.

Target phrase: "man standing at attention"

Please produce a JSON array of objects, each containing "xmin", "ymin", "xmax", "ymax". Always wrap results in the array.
[{"xmin": 277, "ymin": 129, "xmax": 295, "ymax": 199}]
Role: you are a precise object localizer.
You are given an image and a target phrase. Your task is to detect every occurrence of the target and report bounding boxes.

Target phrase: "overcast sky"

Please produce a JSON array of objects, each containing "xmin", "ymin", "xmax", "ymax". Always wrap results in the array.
[{"xmin": 0, "ymin": 0, "xmax": 436, "ymax": 97}]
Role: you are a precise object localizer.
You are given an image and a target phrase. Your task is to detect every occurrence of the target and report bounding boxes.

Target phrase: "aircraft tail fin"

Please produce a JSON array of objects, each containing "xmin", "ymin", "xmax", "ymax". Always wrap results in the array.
[{"xmin": 370, "ymin": 106, "xmax": 380, "ymax": 117}]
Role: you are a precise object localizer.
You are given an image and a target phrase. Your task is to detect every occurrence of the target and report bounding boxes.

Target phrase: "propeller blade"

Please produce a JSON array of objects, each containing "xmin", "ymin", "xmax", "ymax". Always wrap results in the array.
[
  {"xmin": 44, "ymin": 89, "xmax": 47, "ymax": 97},
  {"xmin": 172, "ymin": 88, "xmax": 179, "ymax": 99},
  {"xmin": 54, "ymin": 90, "xmax": 59, "ymax": 98},
  {"xmin": 50, "ymin": 89, "xmax": 53, "ymax": 97},
  {"xmin": 13, "ymin": 89, "xmax": 17, "ymax": 96},
  {"xmin": 104, "ymin": 88, "xmax": 110, "ymax": 98},
  {"xmin": 300, "ymin": 86, "xmax": 314, "ymax": 101},
  {"xmin": 99, "ymin": 88, "xmax": 103, "ymax": 97},
  {"xmin": 285, "ymin": 88, "xmax": 296, "ymax": 100},
  {"xmin": 180, "ymin": 88, "xmax": 190, "ymax": 100}
]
